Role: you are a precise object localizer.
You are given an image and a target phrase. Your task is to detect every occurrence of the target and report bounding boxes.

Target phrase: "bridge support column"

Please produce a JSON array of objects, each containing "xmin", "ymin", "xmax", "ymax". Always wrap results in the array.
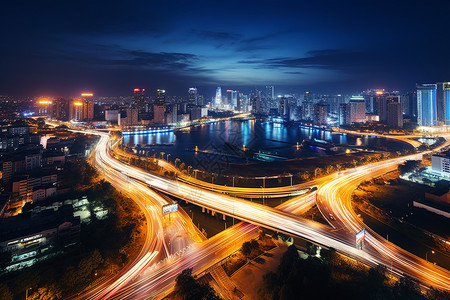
[
  {"xmin": 223, "ymin": 214, "xmax": 226, "ymax": 221},
  {"xmin": 202, "ymin": 207, "xmax": 205, "ymax": 213},
  {"xmin": 211, "ymin": 211, "xmax": 215, "ymax": 217}
]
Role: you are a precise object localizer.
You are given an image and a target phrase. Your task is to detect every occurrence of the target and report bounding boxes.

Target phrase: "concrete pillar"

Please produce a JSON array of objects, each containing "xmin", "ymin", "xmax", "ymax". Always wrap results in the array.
[
  {"xmin": 211, "ymin": 211, "xmax": 215, "ymax": 217},
  {"xmin": 223, "ymin": 214, "xmax": 226, "ymax": 221},
  {"xmin": 202, "ymin": 207, "xmax": 205, "ymax": 213}
]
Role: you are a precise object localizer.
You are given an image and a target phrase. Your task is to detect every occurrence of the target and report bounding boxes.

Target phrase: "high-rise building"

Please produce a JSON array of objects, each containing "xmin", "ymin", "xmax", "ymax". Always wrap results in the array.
[
  {"xmin": 165, "ymin": 104, "xmax": 178, "ymax": 125},
  {"xmin": 339, "ymin": 103, "xmax": 350, "ymax": 126},
  {"xmin": 188, "ymin": 88, "xmax": 198, "ymax": 107},
  {"xmin": 387, "ymin": 102, "xmax": 403, "ymax": 128},
  {"xmin": 133, "ymin": 88, "xmax": 146, "ymax": 111},
  {"xmin": 156, "ymin": 89, "xmax": 166, "ymax": 106},
  {"xmin": 215, "ymin": 87, "xmax": 222, "ymax": 107},
  {"xmin": 279, "ymin": 97, "xmax": 289, "ymax": 116},
  {"xmin": 437, "ymin": 82, "xmax": 450, "ymax": 125},
  {"xmin": 230, "ymin": 90, "xmax": 237, "ymax": 109},
  {"xmin": 238, "ymin": 93, "xmax": 248, "ymax": 112},
  {"xmin": 417, "ymin": 83, "xmax": 437, "ymax": 126},
  {"xmin": 69, "ymin": 99, "xmax": 94, "ymax": 121},
  {"xmin": 153, "ymin": 105, "xmax": 165, "ymax": 124},
  {"xmin": 51, "ymin": 98, "xmax": 70, "ymax": 121},
  {"xmin": 266, "ymin": 86, "xmax": 274, "ymax": 100},
  {"xmin": 314, "ymin": 102, "xmax": 328, "ymax": 126},
  {"xmin": 349, "ymin": 95, "xmax": 366, "ymax": 123},
  {"xmin": 302, "ymin": 100, "xmax": 314, "ymax": 121}
]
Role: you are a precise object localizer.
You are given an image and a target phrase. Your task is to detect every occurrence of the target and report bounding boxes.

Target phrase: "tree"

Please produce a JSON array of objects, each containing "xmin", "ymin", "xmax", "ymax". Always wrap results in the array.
[
  {"xmin": 174, "ymin": 268, "xmax": 221, "ymax": 300},
  {"xmin": 241, "ymin": 239, "xmax": 260, "ymax": 258}
]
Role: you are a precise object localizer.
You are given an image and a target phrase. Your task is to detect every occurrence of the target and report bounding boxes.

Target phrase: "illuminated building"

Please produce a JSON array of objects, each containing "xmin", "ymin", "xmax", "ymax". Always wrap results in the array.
[
  {"xmin": 120, "ymin": 108, "xmax": 139, "ymax": 126},
  {"xmin": 314, "ymin": 102, "xmax": 328, "ymax": 126},
  {"xmin": 215, "ymin": 87, "xmax": 222, "ymax": 107},
  {"xmin": 302, "ymin": 100, "xmax": 314, "ymax": 121},
  {"xmin": 417, "ymin": 83, "xmax": 437, "ymax": 126},
  {"xmin": 437, "ymin": 82, "xmax": 450, "ymax": 125},
  {"xmin": 51, "ymin": 98, "xmax": 70, "ymax": 121},
  {"xmin": 349, "ymin": 95, "xmax": 366, "ymax": 123},
  {"xmin": 153, "ymin": 105, "xmax": 165, "ymax": 124},
  {"xmin": 165, "ymin": 104, "xmax": 178, "ymax": 124},
  {"xmin": 69, "ymin": 99, "xmax": 94, "ymax": 121},
  {"xmin": 339, "ymin": 103, "xmax": 350, "ymax": 126},
  {"xmin": 133, "ymin": 88, "xmax": 146, "ymax": 113},
  {"xmin": 387, "ymin": 102, "xmax": 403, "ymax": 128},
  {"xmin": 226, "ymin": 90, "xmax": 237, "ymax": 109},
  {"xmin": 156, "ymin": 89, "xmax": 166, "ymax": 105},
  {"xmin": 432, "ymin": 152, "xmax": 450, "ymax": 178},
  {"xmin": 188, "ymin": 87, "xmax": 198, "ymax": 107},
  {"xmin": 266, "ymin": 85, "xmax": 274, "ymax": 100},
  {"xmin": 105, "ymin": 109, "xmax": 120, "ymax": 124}
]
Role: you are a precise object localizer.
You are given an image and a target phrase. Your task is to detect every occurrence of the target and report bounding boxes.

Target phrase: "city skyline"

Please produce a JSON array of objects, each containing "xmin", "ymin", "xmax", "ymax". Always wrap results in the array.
[{"xmin": 2, "ymin": 0, "xmax": 450, "ymax": 97}]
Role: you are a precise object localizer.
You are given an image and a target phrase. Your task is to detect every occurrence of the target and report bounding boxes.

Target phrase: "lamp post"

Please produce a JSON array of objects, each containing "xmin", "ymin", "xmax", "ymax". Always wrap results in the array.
[
  {"xmin": 188, "ymin": 166, "xmax": 192, "ymax": 175},
  {"xmin": 261, "ymin": 186, "xmax": 265, "ymax": 205},
  {"xmin": 289, "ymin": 173, "xmax": 293, "ymax": 186},
  {"xmin": 426, "ymin": 250, "xmax": 435, "ymax": 262},
  {"xmin": 26, "ymin": 287, "xmax": 32, "ymax": 300},
  {"xmin": 166, "ymin": 153, "xmax": 171, "ymax": 162}
]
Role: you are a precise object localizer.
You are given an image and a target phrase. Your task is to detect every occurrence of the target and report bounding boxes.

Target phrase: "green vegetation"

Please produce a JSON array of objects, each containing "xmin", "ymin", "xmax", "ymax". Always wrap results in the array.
[
  {"xmin": 223, "ymin": 231, "xmax": 276, "ymax": 276},
  {"xmin": 259, "ymin": 245, "xmax": 450, "ymax": 300},
  {"xmin": 172, "ymin": 268, "xmax": 221, "ymax": 300},
  {"xmin": 1, "ymin": 160, "xmax": 146, "ymax": 299}
]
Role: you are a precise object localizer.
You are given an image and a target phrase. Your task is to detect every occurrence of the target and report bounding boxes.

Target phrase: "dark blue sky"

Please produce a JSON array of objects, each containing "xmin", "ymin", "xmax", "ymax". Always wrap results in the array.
[{"xmin": 1, "ymin": 0, "xmax": 450, "ymax": 97}]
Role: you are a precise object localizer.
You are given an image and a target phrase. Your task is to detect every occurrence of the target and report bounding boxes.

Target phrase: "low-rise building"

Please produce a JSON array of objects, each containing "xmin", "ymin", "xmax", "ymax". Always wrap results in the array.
[{"xmin": 431, "ymin": 152, "xmax": 450, "ymax": 178}]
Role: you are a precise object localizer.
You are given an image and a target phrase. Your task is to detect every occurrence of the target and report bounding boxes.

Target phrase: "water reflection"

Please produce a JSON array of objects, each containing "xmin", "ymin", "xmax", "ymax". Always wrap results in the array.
[{"xmin": 123, "ymin": 120, "xmax": 407, "ymax": 167}]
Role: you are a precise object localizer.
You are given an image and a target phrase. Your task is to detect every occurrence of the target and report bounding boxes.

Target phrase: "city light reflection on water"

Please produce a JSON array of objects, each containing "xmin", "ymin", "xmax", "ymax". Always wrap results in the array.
[{"xmin": 123, "ymin": 120, "xmax": 406, "ymax": 166}]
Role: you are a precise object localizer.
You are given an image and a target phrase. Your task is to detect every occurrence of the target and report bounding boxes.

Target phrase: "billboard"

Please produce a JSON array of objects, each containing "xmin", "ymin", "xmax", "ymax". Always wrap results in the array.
[
  {"xmin": 162, "ymin": 203, "xmax": 178, "ymax": 215},
  {"xmin": 356, "ymin": 228, "xmax": 365, "ymax": 244}
]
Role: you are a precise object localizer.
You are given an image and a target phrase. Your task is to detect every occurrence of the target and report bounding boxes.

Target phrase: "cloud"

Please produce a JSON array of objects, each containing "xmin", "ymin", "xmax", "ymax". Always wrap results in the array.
[
  {"xmin": 239, "ymin": 49, "xmax": 368, "ymax": 71},
  {"xmin": 194, "ymin": 30, "xmax": 242, "ymax": 41}
]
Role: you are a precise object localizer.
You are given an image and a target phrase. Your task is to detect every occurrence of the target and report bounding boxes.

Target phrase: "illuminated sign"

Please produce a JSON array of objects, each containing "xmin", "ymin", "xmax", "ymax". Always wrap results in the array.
[
  {"xmin": 134, "ymin": 88, "xmax": 140, "ymax": 92},
  {"xmin": 73, "ymin": 102, "xmax": 83, "ymax": 106},
  {"xmin": 356, "ymin": 228, "xmax": 365, "ymax": 244},
  {"xmin": 162, "ymin": 203, "xmax": 178, "ymax": 215},
  {"xmin": 376, "ymin": 91, "xmax": 383, "ymax": 95},
  {"xmin": 38, "ymin": 100, "xmax": 52, "ymax": 105},
  {"xmin": 81, "ymin": 93, "xmax": 93, "ymax": 97}
]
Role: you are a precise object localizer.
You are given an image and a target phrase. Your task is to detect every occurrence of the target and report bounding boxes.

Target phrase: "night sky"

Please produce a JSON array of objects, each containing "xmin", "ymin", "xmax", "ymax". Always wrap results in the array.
[{"xmin": 1, "ymin": 0, "xmax": 450, "ymax": 97}]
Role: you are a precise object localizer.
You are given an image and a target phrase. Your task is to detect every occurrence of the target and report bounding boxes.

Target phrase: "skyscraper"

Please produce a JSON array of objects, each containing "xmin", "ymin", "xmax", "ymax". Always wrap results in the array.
[
  {"xmin": 437, "ymin": 82, "xmax": 450, "ymax": 125},
  {"xmin": 387, "ymin": 102, "xmax": 403, "ymax": 128},
  {"xmin": 313, "ymin": 102, "xmax": 328, "ymax": 126},
  {"xmin": 417, "ymin": 83, "xmax": 437, "ymax": 126},
  {"xmin": 266, "ymin": 86, "xmax": 274, "ymax": 100},
  {"xmin": 226, "ymin": 90, "xmax": 237, "ymax": 109},
  {"xmin": 156, "ymin": 89, "xmax": 166, "ymax": 106},
  {"xmin": 339, "ymin": 103, "xmax": 350, "ymax": 126},
  {"xmin": 188, "ymin": 87, "xmax": 198, "ymax": 107},
  {"xmin": 349, "ymin": 95, "xmax": 366, "ymax": 123},
  {"xmin": 133, "ymin": 88, "xmax": 146, "ymax": 111},
  {"xmin": 215, "ymin": 87, "xmax": 222, "ymax": 107}
]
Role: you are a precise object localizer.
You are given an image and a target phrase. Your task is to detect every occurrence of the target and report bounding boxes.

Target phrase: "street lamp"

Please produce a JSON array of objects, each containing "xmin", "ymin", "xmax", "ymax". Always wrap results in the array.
[
  {"xmin": 289, "ymin": 173, "xmax": 293, "ymax": 186},
  {"xmin": 426, "ymin": 250, "xmax": 435, "ymax": 262},
  {"xmin": 166, "ymin": 153, "xmax": 171, "ymax": 162},
  {"xmin": 188, "ymin": 166, "xmax": 192, "ymax": 175},
  {"xmin": 26, "ymin": 287, "xmax": 32, "ymax": 300},
  {"xmin": 261, "ymin": 185, "xmax": 265, "ymax": 205}
]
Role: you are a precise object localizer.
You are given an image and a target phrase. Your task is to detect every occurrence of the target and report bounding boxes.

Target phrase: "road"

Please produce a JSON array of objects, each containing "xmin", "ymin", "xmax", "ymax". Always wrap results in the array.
[
  {"xmin": 94, "ymin": 130, "xmax": 450, "ymax": 291},
  {"xmin": 69, "ymin": 132, "xmax": 204, "ymax": 300},
  {"xmin": 317, "ymin": 151, "xmax": 450, "ymax": 291}
]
